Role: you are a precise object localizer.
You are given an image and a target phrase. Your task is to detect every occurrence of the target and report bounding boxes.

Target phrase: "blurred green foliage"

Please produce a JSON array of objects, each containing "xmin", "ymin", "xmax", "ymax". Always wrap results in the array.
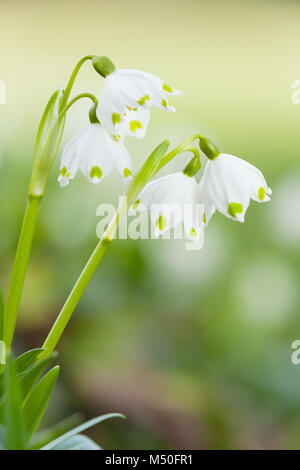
[{"xmin": 1, "ymin": 0, "xmax": 300, "ymax": 450}]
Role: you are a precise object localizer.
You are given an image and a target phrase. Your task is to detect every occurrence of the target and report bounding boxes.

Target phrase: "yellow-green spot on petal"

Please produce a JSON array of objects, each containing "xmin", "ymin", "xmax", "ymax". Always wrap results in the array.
[
  {"xmin": 156, "ymin": 215, "xmax": 167, "ymax": 231},
  {"xmin": 60, "ymin": 166, "xmax": 67, "ymax": 177},
  {"xmin": 228, "ymin": 202, "xmax": 243, "ymax": 218},
  {"xmin": 161, "ymin": 99, "xmax": 168, "ymax": 108},
  {"xmin": 123, "ymin": 168, "xmax": 132, "ymax": 179},
  {"xmin": 202, "ymin": 212, "xmax": 206, "ymax": 224},
  {"xmin": 130, "ymin": 120, "xmax": 142, "ymax": 133},
  {"xmin": 113, "ymin": 134, "xmax": 121, "ymax": 142},
  {"xmin": 163, "ymin": 83, "xmax": 173, "ymax": 93},
  {"xmin": 132, "ymin": 199, "xmax": 140, "ymax": 210},
  {"xmin": 90, "ymin": 166, "xmax": 103, "ymax": 180},
  {"xmin": 258, "ymin": 186, "xmax": 265, "ymax": 201},
  {"xmin": 112, "ymin": 113, "xmax": 121, "ymax": 125},
  {"xmin": 137, "ymin": 94, "xmax": 150, "ymax": 105},
  {"xmin": 190, "ymin": 227, "xmax": 197, "ymax": 238}
]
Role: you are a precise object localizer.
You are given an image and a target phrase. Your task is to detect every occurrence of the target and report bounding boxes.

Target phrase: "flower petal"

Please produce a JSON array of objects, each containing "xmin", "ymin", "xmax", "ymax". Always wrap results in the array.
[
  {"xmin": 111, "ymin": 141, "xmax": 133, "ymax": 182},
  {"xmin": 78, "ymin": 125, "xmax": 114, "ymax": 184},
  {"xmin": 58, "ymin": 127, "xmax": 88, "ymax": 187},
  {"xmin": 139, "ymin": 172, "xmax": 200, "ymax": 238},
  {"xmin": 200, "ymin": 155, "xmax": 253, "ymax": 222},
  {"xmin": 97, "ymin": 69, "xmax": 181, "ymax": 139}
]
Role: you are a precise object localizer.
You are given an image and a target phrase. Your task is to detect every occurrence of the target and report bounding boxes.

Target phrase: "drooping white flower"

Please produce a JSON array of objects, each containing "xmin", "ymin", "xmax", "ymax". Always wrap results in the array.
[
  {"xmin": 199, "ymin": 153, "xmax": 272, "ymax": 223},
  {"xmin": 96, "ymin": 69, "xmax": 181, "ymax": 141},
  {"xmin": 58, "ymin": 123, "xmax": 132, "ymax": 187},
  {"xmin": 136, "ymin": 172, "xmax": 205, "ymax": 241}
]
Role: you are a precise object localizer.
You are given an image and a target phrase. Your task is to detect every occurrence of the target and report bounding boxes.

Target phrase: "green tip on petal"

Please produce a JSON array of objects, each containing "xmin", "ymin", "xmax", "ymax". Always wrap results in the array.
[
  {"xmin": 137, "ymin": 94, "xmax": 150, "ymax": 105},
  {"xmin": 163, "ymin": 83, "xmax": 173, "ymax": 93},
  {"xmin": 202, "ymin": 212, "xmax": 206, "ymax": 224},
  {"xmin": 130, "ymin": 120, "xmax": 142, "ymax": 133},
  {"xmin": 92, "ymin": 56, "xmax": 116, "ymax": 77},
  {"xmin": 258, "ymin": 186, "xmax": 265, "ymax": 200},
  {"xmin": 123, "ymin": 168, "xmax": 132, "ymax": 179},
  {"xmin": 156, "ymin": 215, "xmax": 167, "ymax": 231},
  {"xmin": 112, "ymin": 113, "xmax": 121, "ymax": 125},
  {"xmin": 161, "ymin": 99, "xmax": 168, "ymax": 108},
  {"xmin": 90, "ymin": 166, "xmax": 103, "ymax": 180},
  {"xmin": 132, "ymin": 199, "xmax": 140, "ymax": 210},
  {"xmin": 60, "ymin": 167, "xmax": 71, "ymax": 180},
  {"xmin": 190, "ymin": 227, "xmax": 197, "ymax": 237},
  {"xmin": 227, "ymin": 202, "xmax": 243, "ymax": 218}
]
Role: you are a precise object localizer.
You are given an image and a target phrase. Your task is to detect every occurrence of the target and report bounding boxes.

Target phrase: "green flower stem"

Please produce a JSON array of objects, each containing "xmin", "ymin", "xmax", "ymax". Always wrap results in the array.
[
  {"xmin": 156, "ymin": 133, "xmax": 203, "ymax": 173},
  {"xmin": 3, "ymin": 196, "xmax": 42, "ymax": 349},
  {"xmin": 58, "ymin": 93, "xmax": 97, "ymax": 121},
  {"xmin": 40, "ymin": 198, "xmax": 128, "ymax": 356},
  {"xmin": 60, "ymin": 55, "xmax": 94, "ymax": 110}
]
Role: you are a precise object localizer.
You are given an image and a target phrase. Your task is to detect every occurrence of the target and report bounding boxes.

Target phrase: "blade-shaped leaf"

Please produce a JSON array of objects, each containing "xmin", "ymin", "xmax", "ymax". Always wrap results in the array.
[
  {"xmin": 50, "ymin": 434, "xmax": 101, "ymax": 450},
  {"xmin": 0, "ymin": 348, "xmax": 46, "ymax": 395},
  {"xmin": 20, "ymin": 352, "xmax": 57, "ymax": 402},
  {"xmin": 4, "ymin": 356, "xmax": 28, "ymax": 449},
  {"xmin": 30, "ymin": 413, "xmax": 83, "ymax": 450},
  {"xmin": 127, "ymin": 139, "xmax": 170, "ymax": 205},
  {"xmin": 23, "ymin": 365, "xmax": 59, "ymax": 440},
  {"xmin": 0, "ymin": 350, "xmax": 56, "ymax": 407},
  {"xmin": 42, "ymin": 413, "xmax": 125, "ymax": 450},
  {"xmin": 14, "ymin": 348, "xmax": 46, "ymax": 374}
]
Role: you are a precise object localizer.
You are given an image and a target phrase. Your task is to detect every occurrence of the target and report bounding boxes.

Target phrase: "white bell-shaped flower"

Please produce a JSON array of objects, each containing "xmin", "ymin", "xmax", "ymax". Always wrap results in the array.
[
  {"xmin": 96, "ymin": 69, "xmax": 181, "ymax": 141},
  {"xmin": 58, "ymin": 123, "xmax": 132, "ymax": 187},
  {"xmin": 199, "ymin": 153, "xmax": 272, "ymax": 223},
  {"xmin": 137, "ymin": 172, "xmax": 205, "ymax": 241}
]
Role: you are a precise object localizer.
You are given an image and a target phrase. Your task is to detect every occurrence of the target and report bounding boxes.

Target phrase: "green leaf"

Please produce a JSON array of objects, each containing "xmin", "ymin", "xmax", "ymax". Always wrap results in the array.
[
  {"xmin": 30, "ymin": 413, "xmax": 83, "ymax": 450},
  {"xmin": 0, "ymin": 351, "xmax": 56, "ymax": 417},
  {"xmin": 4, "ymin": 356, "xmax": 28, "ymax": 449},
  {"xmin": 13, "ymin": 348, "xmax": 46, "ymax": 374},
  {"xmin": 50, "ymin": 434, "xmax": 102, "ymax": 450},
  {"xmin": 23, "ymin": 365, "xmax": 59, "ymax": 440},
  {"xmin": 30, "ymin": 88, "xmax": 65, "ymax": 196},
  {"xmin": 19, "ymin": 352, "xmax": 57, "ymax": 401},
  {"xmin": 34, "ymin": 88, "xmax": 63, "ymax": 158},
  {"xmin": 41, "ymin": 413, "xmax": 125, "ymax": 450},
  {"xmin": 127, "ymin": 140, "xmax": 170, "ymax": 205}
]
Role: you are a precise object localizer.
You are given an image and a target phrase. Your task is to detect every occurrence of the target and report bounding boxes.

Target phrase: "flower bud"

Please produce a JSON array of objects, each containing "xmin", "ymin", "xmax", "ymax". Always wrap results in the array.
[
  {"xmin": 200, "ymin": 136, "xmax": 220, "ymax": 160},
  {"xmin": 92, "ymin": 56, "xmax": 116, "ymax": 78}
]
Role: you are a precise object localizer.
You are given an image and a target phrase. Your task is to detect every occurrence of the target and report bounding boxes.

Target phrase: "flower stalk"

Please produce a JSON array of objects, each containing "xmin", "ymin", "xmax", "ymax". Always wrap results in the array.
[
  {"xmin": 3, "ymin": 196, "xmax": 41, "ymax": 348},
  {"xmin": 59, "ymin": 55, "xmax": 94, "ymax": 110}
]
